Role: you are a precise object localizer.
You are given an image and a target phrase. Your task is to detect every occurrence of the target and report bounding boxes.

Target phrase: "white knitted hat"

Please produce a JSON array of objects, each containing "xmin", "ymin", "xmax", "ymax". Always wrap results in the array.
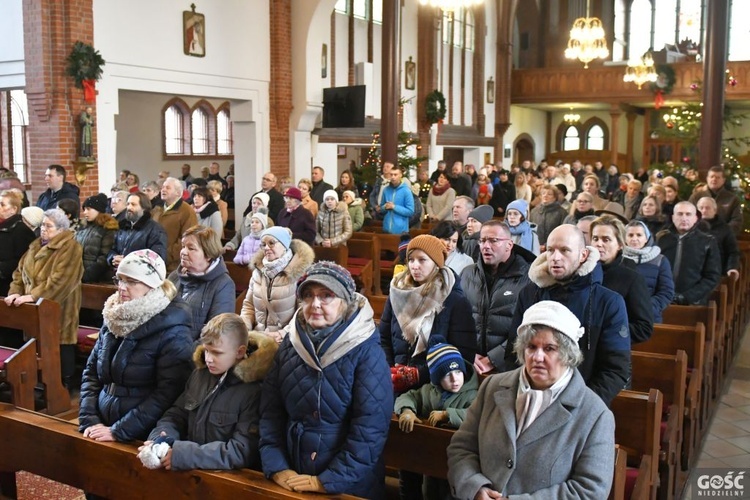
[
  {"xmin": 323, "ymin": 189, "xmax": 339, "ymax": 202},
  {"xmin": 517, "ymin": 301, "xmax": 584, "ymax": 343}
]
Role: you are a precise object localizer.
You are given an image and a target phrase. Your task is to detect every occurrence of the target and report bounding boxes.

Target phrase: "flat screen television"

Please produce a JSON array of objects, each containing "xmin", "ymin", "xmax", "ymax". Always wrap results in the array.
[{"xmin": 322, "ymin": 85, "xmax": 366, "ymax": 128}]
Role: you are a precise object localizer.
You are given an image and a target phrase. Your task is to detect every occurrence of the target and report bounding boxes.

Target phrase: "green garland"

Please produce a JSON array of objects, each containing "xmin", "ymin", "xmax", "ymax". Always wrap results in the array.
[
  {"xmin": 650, "ymin": 64, "xmax": 676, "ymax": 96},
  {"xmin": 425, "ymin": 90, "xmax": 447, "ymax": 124},
  {"xmin": 65, "ymin": 41, "xmax": 106, "ymax": 89}
]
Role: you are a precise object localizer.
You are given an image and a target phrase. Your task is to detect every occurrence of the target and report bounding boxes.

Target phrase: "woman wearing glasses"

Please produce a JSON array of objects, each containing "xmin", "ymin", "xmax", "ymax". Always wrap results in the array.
[
  {"xmin": 78, "ymin": 249, "xmax": 193, "ymax": 442},
  {"xmin": 379, "ymin": 235, "xmax": 476, "ymax": 394},
  {"xmin": 240, "ymin": 226, "xmax": 314, "ymax": 343},
  {"xmin": 260, "ymin": 261, "xmax": 392, "ymax": 498},
  {"xmin": 5, "ymin": 208, "xmax": 83, "ymax": 386}
]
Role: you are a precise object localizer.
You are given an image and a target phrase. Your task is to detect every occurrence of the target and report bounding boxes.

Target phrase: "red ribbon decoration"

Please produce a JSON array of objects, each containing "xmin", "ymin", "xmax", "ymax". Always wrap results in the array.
[
  {"xmin": 83, "ymin": 79, "xmax": 96, "ymax": 103},
  {"xmin": 654, "ymin": 90, "xmax": 664, "ymax": 110}
]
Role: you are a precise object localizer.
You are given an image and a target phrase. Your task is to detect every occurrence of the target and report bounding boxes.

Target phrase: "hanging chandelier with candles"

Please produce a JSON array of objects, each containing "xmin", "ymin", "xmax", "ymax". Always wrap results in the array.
[
  {"xmin": 623, "ymin": 51, "xmax": 657, "ymax": 89},
  {"xmin": 564, "ymin": 110, "xmax": 581, "ymax": 124},
  {"xmin": 418, "ymin": 0, "xmax": 483, "ymax": 11},
  {"xmin": 564, "ymin": 0, "xmax": 609, "ymax": 68}
]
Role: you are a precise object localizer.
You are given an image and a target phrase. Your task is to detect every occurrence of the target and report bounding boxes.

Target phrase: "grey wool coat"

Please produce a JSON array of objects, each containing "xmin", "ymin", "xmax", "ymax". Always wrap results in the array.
[{"xmin": 447, "ymin": 368, "xmax": 615, "ymax": 500}]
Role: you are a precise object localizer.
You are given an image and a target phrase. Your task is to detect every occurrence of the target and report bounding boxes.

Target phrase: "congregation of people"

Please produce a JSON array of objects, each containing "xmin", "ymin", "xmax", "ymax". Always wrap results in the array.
[{"xmin": 0, "ymin": 155, "xmax": 744, "ymax": 499}]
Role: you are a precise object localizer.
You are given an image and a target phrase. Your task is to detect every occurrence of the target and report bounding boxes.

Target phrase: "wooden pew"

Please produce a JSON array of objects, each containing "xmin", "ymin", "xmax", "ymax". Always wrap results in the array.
[
  {"xmin": 0, "ymin": 299, "xmax": 69, "ymax": 415},
  {"xmin": 611, "ymin": 389, "xmax": 663, "ymax": 500},
  {"xmin": 312, "ymin": 244, "xmax": 348, "ymax": 267},
  {"xmin": 630, "ymin": 350, "xmax": 687, "ymax": 500},
  {"xmin": 610, "ymin": 445, "xmax": 628, "ymax": 500},
  {"xmin": 346, "ymin": 238, "xmax": 374, "ymax": 295},
  {"xmin": 367, "ymin": 295, "xmax": 388, "ymax": 325},
  {"xmin": 383, "ymin": 417, "xmax": 452, "ymax": 479},
  {"xmin": 0, "ymin": 339, "xmax": 38, "ymax": 411},
  {"xmin": 708, "ymin": 284, "xmax": 729, "ymax": 381},
  {"xmin": 633, "ymin": 323, "xmax": 705, "ymax": 471},
  {"xmin": 662, "ymin": 302, "xmax": 719, "ymax": 429},
  {"xmin": 0, "ymin": 404, "xmax": 356, "ymax": 500},
  {"xmin": 351, "ymin": 232, "xmax": 382, "ymax": 294},
  {"xmin": 225, "ymin": 262, "xmax": 252, "ymax": 296},
  {"xmin": 78, "ymin": 283, "xmax": 117, "ymax": 355}
]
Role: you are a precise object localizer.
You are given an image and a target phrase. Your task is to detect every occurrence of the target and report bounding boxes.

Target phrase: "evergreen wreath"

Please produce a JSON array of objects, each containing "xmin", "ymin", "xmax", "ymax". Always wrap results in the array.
[
  {"xmin": 649, "ymin": 64, "xmax": 676, "ymax": 96},
  {"xmin": 65, "ymin": 41, "xmax": 106, "ymax": 89},
  {"xmin": 425, "ymin": 90, "xmax": 447, "ymax": 124}
]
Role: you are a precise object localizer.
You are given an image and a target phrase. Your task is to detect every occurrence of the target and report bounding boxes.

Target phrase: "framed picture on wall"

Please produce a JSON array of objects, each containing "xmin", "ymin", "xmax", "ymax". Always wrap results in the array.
[
  {"xmin": 337, "ymin": 146, "xmax": 347, "ymax": 158},
  {"xmin": 405, "ymin": 57, "xmax": 416, "ymax": 90},
  {"xmin": 183, "ymin": 6, "xmax": 206, "ymax": 57}
]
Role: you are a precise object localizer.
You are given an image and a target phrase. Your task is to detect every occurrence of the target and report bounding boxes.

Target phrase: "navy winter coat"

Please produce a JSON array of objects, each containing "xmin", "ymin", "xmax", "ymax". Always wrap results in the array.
[
  {"xmin": 107, "ymin": 212, "xmax": 167, "ymax": 266},
  {"xmin": 657, "ymin": 227, "xmax": 722, "ymax": 305},
  {"xmin": 168, "ymin": 257, "xmax": 236, "ymax": 338},
  {"xmin": 600, "ymin": 253, "xmax": 654, "ymax": 344},
  {"xmin": 380, "ymin": 270, "xmax": 476, "ymax": 385},
  {"xmin": 260, "ymin": 297, "xmax": 393, "ymax": 499},
  {"xmin": 623, "ymin": 245, "xmax": 674, "ymax": 324},
  {"xmin": 78, "ymin": 298, "xmax": 194, "ymax": 441},
  {"xmin": 36, "ymin": 182, "xmax": 80, "ymax": 210}
]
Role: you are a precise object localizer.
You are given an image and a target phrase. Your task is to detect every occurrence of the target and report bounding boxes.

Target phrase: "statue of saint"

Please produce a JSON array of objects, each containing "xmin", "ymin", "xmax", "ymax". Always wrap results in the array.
[{"xmin": 79, "ymin": 107, "xmax": 94, "ymax": 159}]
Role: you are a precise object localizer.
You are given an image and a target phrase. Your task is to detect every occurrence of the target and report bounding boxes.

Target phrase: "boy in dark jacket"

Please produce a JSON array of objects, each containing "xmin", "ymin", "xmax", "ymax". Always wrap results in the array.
[{"xmin": 141, "ymin": 313, "xmax": 277, "ymax": 471}]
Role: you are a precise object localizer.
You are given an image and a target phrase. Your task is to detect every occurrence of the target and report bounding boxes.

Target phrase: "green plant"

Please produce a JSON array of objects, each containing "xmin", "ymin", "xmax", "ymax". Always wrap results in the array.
[{"xmin": 65, "ymin": 41, "xmax": 105, "ymax": 89}]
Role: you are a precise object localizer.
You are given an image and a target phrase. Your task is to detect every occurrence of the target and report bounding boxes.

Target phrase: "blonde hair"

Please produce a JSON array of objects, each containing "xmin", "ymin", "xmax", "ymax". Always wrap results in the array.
[
  {"xmin": 200, "ymin": 313, "xmax": 249, "ymax": 348},
  {"xmin": 207, "ymin": 180, "xmax": 223, "ymax": 194},
  {"xmin": 182, "ymin": 225, "xmax": 223, "ymax": 260},
  {"xmin": 161, "ymin": 279, "xmax": 177, "ymax": 300}
]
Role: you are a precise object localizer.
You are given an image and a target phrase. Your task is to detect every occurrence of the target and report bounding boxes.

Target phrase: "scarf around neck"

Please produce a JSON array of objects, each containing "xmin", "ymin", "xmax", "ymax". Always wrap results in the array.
[
  {"xmin": 389, "ymin": 267, "xmax": 454, "ymax": 357},
  {"xmin": 432, "ymin": 182, "xmax": 451, "ymax": 196},
  {"xmin": 507, "ymin": 220, "xmax": 533, "ymax": 250},
  {"xmin": 515, "ymin": 367, "xmax": 573, "ymax": 437},
  {"xmin": 262, "ymin": 248, "xmax": 293, "ymax": 280},
  {"xmin": 102, "ymin": 287, "xmax": 171, "ymax": 338}
]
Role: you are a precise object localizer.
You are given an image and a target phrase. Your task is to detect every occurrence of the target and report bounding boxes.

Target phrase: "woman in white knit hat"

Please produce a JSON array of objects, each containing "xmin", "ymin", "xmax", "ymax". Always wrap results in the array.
[
  {"xmin": 315, "ymin": 189, "xmax": 352, "ymax": 247},
  {"xmin": 448, "ymin": 300, "xmax": 615, "ymax": 499},
  {"xmin": 79, "ymin": 249, "xmax": 194, "ymax": 443}
]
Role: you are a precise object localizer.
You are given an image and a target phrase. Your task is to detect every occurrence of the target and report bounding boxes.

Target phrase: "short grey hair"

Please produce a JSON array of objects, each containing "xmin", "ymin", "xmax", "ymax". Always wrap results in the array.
[
  {"xmin": 113, "ymin": 190, "xmax": 129, "ymax": 202},
  {"xmin": 141, "ymin": 181, "xmax": 159, "ymax": 191},
  {"xmin": 43, "ymin": 208, "xmax": 71, "ymax": 230},
  {"xmin": 455, "ymin": 195, "xmax": 475, "ymax": 211},
  {"xmin": 513, "ymin": 324, "xmax": 583, "ymax": 368},
  {"xmin": 164, "ymin": 177, "xmax": 184, "ymax": 191}
]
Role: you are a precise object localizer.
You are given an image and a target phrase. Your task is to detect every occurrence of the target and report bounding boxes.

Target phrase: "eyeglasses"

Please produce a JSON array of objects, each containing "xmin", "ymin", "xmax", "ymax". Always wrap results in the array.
[
  {"xmin": 262, "ymin": 177, "xmax": 275, "ymax": 182},
  {"xmin": 301, "ymin": 291, "xmax": 337, "ymax": 305},
  {"xmin": 479, "ymin": 237, "xmax": 511, "ymax": 246},
  {"xmin": 112, "ymin": 276, "xmax": 143, "ymax": 287},
  {"xmin": 576, "ymin": 199, "xmax": 592, "ymax": 204},
  {"xmin": 260, "ymin": 240, "xmax": 277, "ymax": 249}
]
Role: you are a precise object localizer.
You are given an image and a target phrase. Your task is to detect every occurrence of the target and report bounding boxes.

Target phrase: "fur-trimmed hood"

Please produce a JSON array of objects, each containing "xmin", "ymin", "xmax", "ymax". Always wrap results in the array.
[
  {"xmin": 192, "ymin": 331, "xmax": 278, "ymax": 383},
  {"xmin": 250, "ymin": 238, "xmax": 315, "ymax": 280},
  {"xmin": 92, "ymin": 212, "xmax": 119, "ymax": 231},
  {"xmin": 348, "ymin": 197, "xmax": 364, "ymax": 208},
  {"xmin": 528, "ymin": 245, "xmax": 601, "ymax": 288}
]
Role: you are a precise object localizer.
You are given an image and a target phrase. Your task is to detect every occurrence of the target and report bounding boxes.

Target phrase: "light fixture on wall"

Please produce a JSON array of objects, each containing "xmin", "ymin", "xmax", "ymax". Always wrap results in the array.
[
  {"xmin": 623, "ymin": 51, "xmax": 657, "ymax": 89},
  {"xmin": 564, "ymin": 109, "xmax": 581, "ymax": 124},
  {"xmin": 564, "ymin": 0, "xmax": 609, "ymax": 69},
  {"xmin": 418, "ymin": 0, "xmax": 484, "ymax": 11}
]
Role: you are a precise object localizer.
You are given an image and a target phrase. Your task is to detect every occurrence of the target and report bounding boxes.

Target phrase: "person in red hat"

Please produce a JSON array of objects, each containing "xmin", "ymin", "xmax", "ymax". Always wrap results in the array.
[{"xmin": 275, "ymin": 186, "xmax": 316, "ymax": 246}]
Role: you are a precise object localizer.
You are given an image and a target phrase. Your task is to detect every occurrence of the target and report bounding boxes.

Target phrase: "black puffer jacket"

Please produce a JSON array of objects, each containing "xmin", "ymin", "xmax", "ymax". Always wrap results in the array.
[
  {"xmin": 657, "ymin": 227, "xmax": 722, "ymax": 305},
  {"xmin": 107, "ymin": 212, "xmax": 168, "ymax": 265},
  {"xmin": 600, "ymin": 253, "xmax": 654, "ymax": 344},
  {"xmin": 0, "ymin": 214, "xmax": 36, "ymax": 296},
  {"xmin": 701, "ymin": 217, "xmax": 740, "ymax": 273},
  {"xmin": 76, "ymin": 213, "xmax": 119, "ymax": 283},
  {"xmin": 78, "ymin": 297, "xmax": 194, "ymax": 442},
  {"xmin": 459, "ymin": 253, "xmax": 530, "ymax": 367}
]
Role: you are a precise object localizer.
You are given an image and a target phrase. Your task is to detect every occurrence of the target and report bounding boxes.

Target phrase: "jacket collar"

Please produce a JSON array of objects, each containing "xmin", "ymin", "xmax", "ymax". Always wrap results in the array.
[
  {"xmin": 119, "ymin": 211, "xmax": 153, "ymax": 230},
  {"xmin": 528, "ymin": 245, "xmax": 601, "ymax": 288},
  {"xmin": 192, "ymin": 331, "xmax": 278, "ymax": 383}
]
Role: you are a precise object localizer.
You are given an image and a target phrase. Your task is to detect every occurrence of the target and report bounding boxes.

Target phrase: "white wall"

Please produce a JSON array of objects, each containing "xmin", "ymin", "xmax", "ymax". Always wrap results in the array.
[
  {"xmin": 507, "ymin": 105, "xmax": 548, "ymax": 161},
  {"xmin": 93, "ymin": 0, "xmax": 270, "ymax": 226},
  {"xmin": 0, "ymin": 0, "xmax": 25, "ymax": 88}
]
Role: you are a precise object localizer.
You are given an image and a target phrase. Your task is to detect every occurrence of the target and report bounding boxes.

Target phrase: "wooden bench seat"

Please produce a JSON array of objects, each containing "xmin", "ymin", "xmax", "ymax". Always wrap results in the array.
[
  {"xmin": 0, "ymin": 299, "xmax": 68, "ymax": 415},
  {"xmin": 611, "ymin": 389, "xmax": 663, "ymax": 500},
  {"xmin": 78, "ymin": 284, "xmax": 117, "ymax": 355},
  {"xmin": 312, "ymin": 244, "xmax": 348, "ymax": 267},
  {"xmin": 346, "ymin": 238, "xmax": 375, "ymax": 295},
  {"xmin": 0, "ymin": 339, "xmax": 38, "ymax": 411},
  {"xmin": 0, "ymin": 403, "xmax": 356, "ymax": 499},
  {"xmin": 225, "ymin": 261, "xmax": 252, "ymax": 296}
]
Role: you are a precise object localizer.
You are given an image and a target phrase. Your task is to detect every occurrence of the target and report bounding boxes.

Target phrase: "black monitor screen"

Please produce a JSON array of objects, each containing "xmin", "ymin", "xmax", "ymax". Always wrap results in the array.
[{"xmin": 322, "ymin": 85, "xmax": 366, "ymax": 128}]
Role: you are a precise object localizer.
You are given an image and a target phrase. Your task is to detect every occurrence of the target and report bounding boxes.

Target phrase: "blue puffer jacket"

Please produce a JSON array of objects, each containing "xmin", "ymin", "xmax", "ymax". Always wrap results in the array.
[
  {"xmin": 78, "ymin": 296, "xmax": 194, "ymax": 442},
  {"xmin": 380, "ymin": 269, "xmax": 477, "ymax": 385},
  {"xmin": 260, "ymin": 296, "xmax": 393, "ymax": 499},
  {"xmin": 168, "ymin": 257, "xmax": 236, "ymax": 339},
  {"xmin": 381, "ymin": 182, "xmax": 414, "ymax": 234},
  {"xmin": 623, "ymin": 245, "xmax": 674, "ymax": 324}
]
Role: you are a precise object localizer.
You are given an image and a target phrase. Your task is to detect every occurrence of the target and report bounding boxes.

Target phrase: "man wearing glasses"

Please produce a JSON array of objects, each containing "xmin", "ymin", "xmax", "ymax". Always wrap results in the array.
[
  {"xmin": 243, "ymin": 171, "xmax": 284, "ymax": 220},
  {"xmin": 460, "ymin": 221, "xmax": 530, "ymax": 375},
  {"xmin": 504, "ymin": 224, "xmax": 631, "ymax": 407}
]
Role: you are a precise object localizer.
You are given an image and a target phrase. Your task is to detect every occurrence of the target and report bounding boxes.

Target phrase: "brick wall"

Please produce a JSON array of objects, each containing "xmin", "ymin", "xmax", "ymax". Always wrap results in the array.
[
  {"xmin": 23, "ymin": 0, "xmax": 99, "ymax": 202},
  {"xmin": 269, "ymin": 0, "xmax": 292, "ymax": 179}
]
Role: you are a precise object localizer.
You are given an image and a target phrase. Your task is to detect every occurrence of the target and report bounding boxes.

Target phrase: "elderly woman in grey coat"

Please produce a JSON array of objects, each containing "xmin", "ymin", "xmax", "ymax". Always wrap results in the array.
[{"xmin": 447, "ymin": 301, "xmax": 615, "ymax": 500}]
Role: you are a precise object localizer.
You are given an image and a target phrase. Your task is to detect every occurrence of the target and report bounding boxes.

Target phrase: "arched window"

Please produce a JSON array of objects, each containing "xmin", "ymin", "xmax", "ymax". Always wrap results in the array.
[
  {"xmin": 628, "ymin": 0, "xmax": 652, "ymax": 60},
  {"xmin": 164, "ymin": 101, "xmax": 189, "ymax": 155},
  {"xmin": 587, "ymin": 125, "xmax": 605, "ymax": 150},
  {"xmin": 217, "ymin": 107, "xmax": 233, "ymax": 155},
  {"xmin": 191, "ymin": 107, "xmax": 209, "ymax": 155},
  {"xmin": 9, "ymin": 90, "xmax": 29, "ymax": 182},
  {"xmin": 464, "ymin": 8, "xmax": 475, "ymax": 51},
  {"xmin": 563, "ymin": 126, "xmax": 581, "ymax": 151}
]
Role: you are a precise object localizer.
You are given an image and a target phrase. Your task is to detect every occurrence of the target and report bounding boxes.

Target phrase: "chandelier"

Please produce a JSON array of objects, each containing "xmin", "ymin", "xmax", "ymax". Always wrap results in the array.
[
  {"xmin": 418, "ymin": 0, "xmax": 483, "ymax": 11},
  {"xmin": 623, "ymin": 52, "xmax": 657, "ymax": 89},
  {"xmin": 564, "ymin": 0, "xmax": 609, "ymax": 68},
  {"xmin": 564, "ymin": 110, "xmax": 581, "ymax": 124}
]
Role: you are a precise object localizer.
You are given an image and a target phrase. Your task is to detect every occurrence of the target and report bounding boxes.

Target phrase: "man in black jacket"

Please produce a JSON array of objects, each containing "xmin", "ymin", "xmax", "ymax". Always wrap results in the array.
[
  {"xmin": 310, "ymin": 166, "xmax": 334, "ymax": 205},
  {"xmin": 242, "ymin": 171, "xmax": 284, "ymax": 220},
  {"xmin": 37, "ymin": 164, "xmax": 80, "ymax": 210},
  {"xmin": 689, "ymin": 166, "xmax": 743, "ymax": 235},
  {"xmin": 448, "ymin": 161, "xmax": 472, "ymax": 198},
  {"xmin": 696, "ymin": 196, "xmax": 740, "ymax": 282},
  {"xmin": 657, "ymin": 201, "xmax": 722, "ymax": 305},
  {"xmin": 108, "ymin": 192, "xmax": 167, "ymax": 269}
]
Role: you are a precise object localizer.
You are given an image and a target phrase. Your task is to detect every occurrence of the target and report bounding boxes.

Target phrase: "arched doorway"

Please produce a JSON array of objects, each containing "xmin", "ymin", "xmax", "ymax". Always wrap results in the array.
[{"xmin": 514, "ymin": 134, "xmax": 535, "ymax": 165}]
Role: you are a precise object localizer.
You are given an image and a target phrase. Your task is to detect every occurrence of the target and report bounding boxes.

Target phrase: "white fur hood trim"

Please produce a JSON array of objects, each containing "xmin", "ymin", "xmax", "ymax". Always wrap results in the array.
[{"xmin": 528, "ymin": 245, "xmax": 600, "ymax": 288}]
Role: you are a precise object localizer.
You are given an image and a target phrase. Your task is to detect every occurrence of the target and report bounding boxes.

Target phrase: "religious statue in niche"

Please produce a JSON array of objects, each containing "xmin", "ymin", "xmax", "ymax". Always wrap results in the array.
[
  {"xmin": 79, "ymin": 106, "xmax": 95, "ymax": 161},
  {"xmin": 184, "ymin": 4, "xmax": 206, "ymax": 57}
]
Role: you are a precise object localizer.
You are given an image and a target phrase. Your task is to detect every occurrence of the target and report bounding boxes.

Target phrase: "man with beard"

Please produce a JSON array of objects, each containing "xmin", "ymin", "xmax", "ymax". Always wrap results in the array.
[{"xmin": 107, "ymin": 192, "xmax": 167, "ymax": 269}]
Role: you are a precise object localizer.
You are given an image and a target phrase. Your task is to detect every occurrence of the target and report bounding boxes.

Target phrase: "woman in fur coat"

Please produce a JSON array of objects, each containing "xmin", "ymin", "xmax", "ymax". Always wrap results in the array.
[
  {"xmin": 76, "ymin": 193, "xmax": 119, "ymax": 283},
  {"xmin": 240, "ymin": 226, "xmax": 315, "ymax": 342},
  {"xmin": 79, "ymin": 250, "xmax": 194, "ymax": 442}
]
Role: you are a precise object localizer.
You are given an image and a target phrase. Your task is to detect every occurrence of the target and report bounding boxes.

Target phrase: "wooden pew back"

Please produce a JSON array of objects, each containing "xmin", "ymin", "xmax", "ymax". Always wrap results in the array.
[
  {"xmin": 383, "ymin": 417, "xmax": 453, "ymax": 479},
  {"xmin": 0, "ymin": 299, "xmax": 69, "ymax": 415},
  {"xmin": 312, "ymin": 244, "xmax": 349, "ymax": 266},
  {"xmin": 0, "ymin": 404, "xmax": 356, "ymax": 500},
  {"xmin": 225, "ymin": 262, "xmax": 252, "ymax": 296}
]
